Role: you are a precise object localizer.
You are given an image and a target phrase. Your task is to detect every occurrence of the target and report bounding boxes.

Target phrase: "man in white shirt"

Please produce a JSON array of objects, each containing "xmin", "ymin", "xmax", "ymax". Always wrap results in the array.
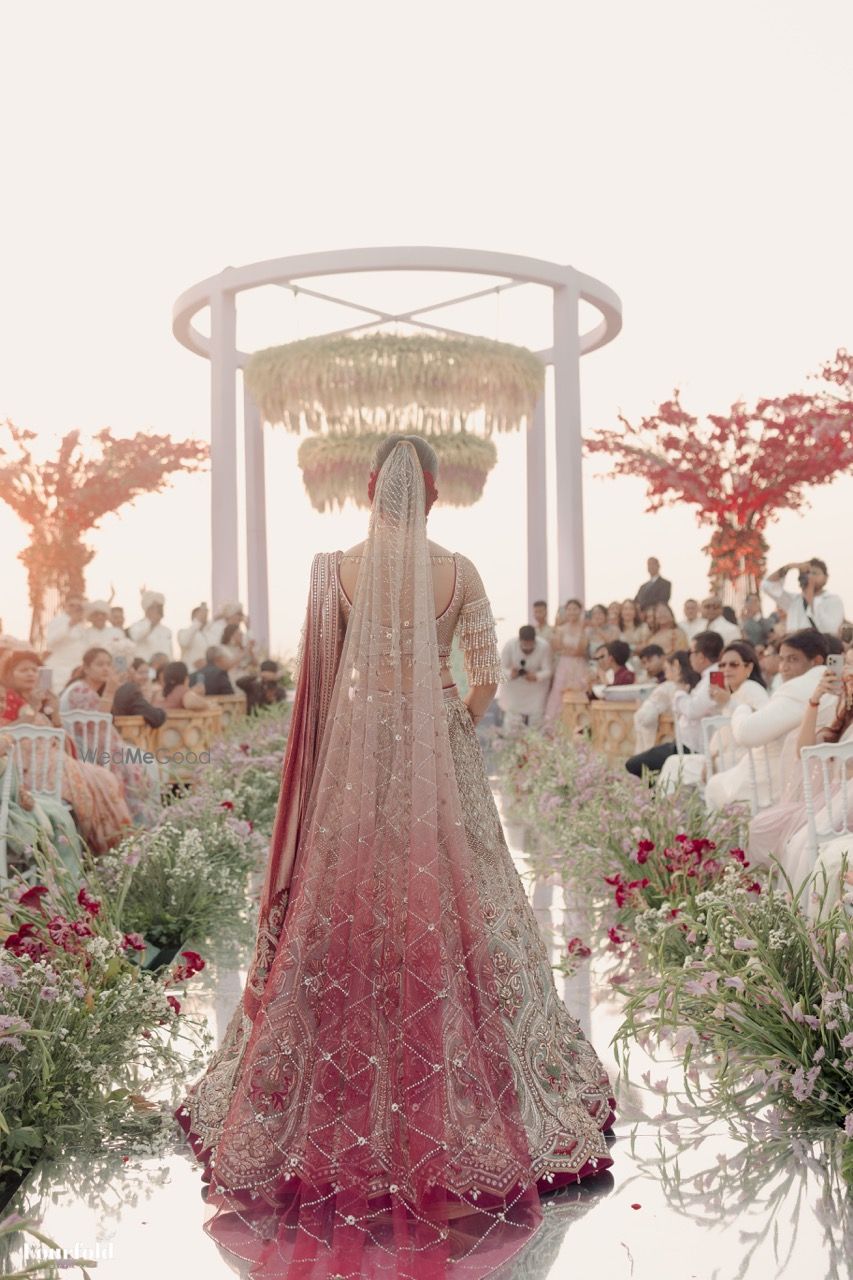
[
  {"xmin": 531, "ymin": 599, "xmax": 554, "ymax": 645},
  {"xmin": 128, "ymin": 590, "xmax": 174, "ymax": 661},
  {"xmin": 84, "ymin": 600, "xmax": 129, "ymax": 658},
  {"xmin": 680, "ymin": 598, "xmax": 706, "ymax": 641},
  {"xmin": 760, "ymin": 558, "xmax": 845, "ymax": 637},
  {"xmin": 44, "ymin": 594, "xmax": 89, "ymax": 690},
  {"xmin": 205, "ymin": 601, "xmax": 246, "ymax": 648},
  {"xmin": 626, "ymin": 631, "xmax": 724, "ymax": 776},
  {"xmin": 700, "ymin": 596, "xmax": 741, "ymax": 644},
  {"xmin": 177, "ymin": 603, "xmax": 211, "ymax": 672},
  {"xmin": 498, "ymin": 625, "xmax": 552, "ymax": 732},
  {"xmin": 705, "ymin": 629, "xmax": 832, "ymax": 811}
]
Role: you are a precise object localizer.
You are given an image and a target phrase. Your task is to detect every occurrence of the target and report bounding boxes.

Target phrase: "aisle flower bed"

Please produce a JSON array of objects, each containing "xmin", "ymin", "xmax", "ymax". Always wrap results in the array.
[{"xmin": 497, "ymin": 726, "xmax": 853, "ymax": 1181}]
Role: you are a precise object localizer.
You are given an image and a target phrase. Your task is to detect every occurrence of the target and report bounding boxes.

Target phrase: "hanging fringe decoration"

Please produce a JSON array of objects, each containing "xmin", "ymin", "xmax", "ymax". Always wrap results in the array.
[
  {"xmin": 298, "ymin": 431, "xmax": 498, "ymax": 512},
  {"xmin": 245, "ymin": 333, "xmax": 544, "ymax": 437}
]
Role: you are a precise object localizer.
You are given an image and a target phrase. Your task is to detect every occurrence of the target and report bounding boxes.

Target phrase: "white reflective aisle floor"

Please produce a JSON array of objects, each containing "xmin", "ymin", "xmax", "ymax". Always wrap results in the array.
[{"xmin": 4, "ymin": 790, "xmax": 852, "ymax": 1279}]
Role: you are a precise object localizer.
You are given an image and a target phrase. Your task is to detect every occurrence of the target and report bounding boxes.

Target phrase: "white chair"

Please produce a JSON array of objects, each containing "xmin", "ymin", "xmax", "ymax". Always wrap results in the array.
[
  {"xmin": 702, "ymin": 715, "xmax": 738, "ymax": 776},
  {"xmin": 60, "ymin": 710, "xmax": 113, "ymax": 764},
  {"xmin": 6, "ymin": 724, "xmax": 65, "ymax": 804},
  {"xmin": 0, "ymin": 753, "xmax": 15, "ymax": 881},
  {"xmin": 747, "ymin": 742, "xmax": 781, "ymax": 815},
  {"xmin": 800, "ymin": 740, "xmax": 853, "ymax": 861}
]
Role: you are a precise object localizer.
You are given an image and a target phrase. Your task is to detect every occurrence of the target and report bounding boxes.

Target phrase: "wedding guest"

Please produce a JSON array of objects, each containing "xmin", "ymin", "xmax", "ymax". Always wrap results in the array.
[
  {"xmin": 111, "ymin": 657, "xmax": 167, "ymax": 728},
  {"xmin": 159, "ymin": 661, "xmax": 209, "ymax": 711},
  {"xmin": 189, "ymin": 645, "xmax": 236, "ymax": 697},
  {"xmin": 586, "ymin": 603, "xmax": 619, "ymax": 651},
  {"xmin": 498, "ymin": 625, "xmax": 553, "ymax": 732},
  {"xmin": 177, "ymin": 603, "xmax": 210, "ymax": 672},
  {"xmin": 658, "ymin": 640, "xmax": 769, "ymax": 794},
  {"xmin": 602, "ymin": 640, "xmax": 636, "ymax": 687},
  {"xmin": 109, "ymin": 605, "xmax": 127, "ymax": 634},
  {"xmin": 236, "ymin": 660, "xmax": 289, "ymax": 715},
  {"xmin": 531, "ymin": 600, "xmax": 554, "ymax": 644},
  {"xmin": 637, "ymin": 643, "xmax": 667, "ymax": 683},
  {"xmin": 704, "ymin": 629, "xmax": 830, "ymax": 812},
  {"xmin": 44, "ymin": 594, "xmax": 89, "ymax": 691},
  {"xmin": 221, "ymin": 621, "xmax": 256, "ymax": 682},
  {"xmin": 84, "ymin": 599, "xmax": 128, "ymax": 657},
  {"xmin": 633, "ymin": 651, "xmax": 696, "ymax": 753},
  {"xmin": 647, "ymin": 602, "xmax": 689, "ymax": 656},
  {"xmin": 60, "ymin": 647, "xmax": 161, "ymax": 826},
  {"xmin": 625, "ymin": 631, "xmax": 723, "ymax": 780},
  {"xmin": 758, "ymin": 640, "xmax": 783, "ymax": 693},
  {"xmin": 606, "ymin": 602, "xmax": 623, "ymax": 634},
  {"xmin": 128, "ymin": 590, "xmax": 174, "ymax": 660},
  {"xmin": 700, "ymin": 596, "xmax": 741, "ymax": 644},
  {"xmin": 0, "ymin": 648, "xmax": 132, "ymax": 853},
  {"xmin": 206, "ymin": 601, "xmax": 246, "ymax": 648},
  {"xmin": 636, "ymin": 557, "xmax": 671, "ymax": 611},
  {"xmin": 618, "ymin": 599, "xmax": 649, "ymax": 650},
  {"xmin": 740, "ymin": 593, "xmax": 771, "ymax": 648},
  {"xmin": 544, "ymin": 600, "xmax": 589, "ymax": 726},
  {"xmin": 760, "ymin": 558, "xmax": 845, "ymax": 636},
  {"xmin": 680, "ymin": 598, "xmax": 705, "ymax": 642}
]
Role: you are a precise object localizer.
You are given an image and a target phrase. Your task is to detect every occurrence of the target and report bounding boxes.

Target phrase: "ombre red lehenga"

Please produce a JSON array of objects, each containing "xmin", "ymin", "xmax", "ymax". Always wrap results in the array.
[{"xmin": 176, "ymin": 443, "xmax": 615, "ymax": 1278}]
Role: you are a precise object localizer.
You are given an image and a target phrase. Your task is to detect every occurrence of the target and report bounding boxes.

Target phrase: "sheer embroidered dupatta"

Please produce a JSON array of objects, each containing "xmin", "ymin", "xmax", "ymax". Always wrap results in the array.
[{"xmin": 182, "ymin": 443, "xmax": 542, "ymax": 1278}]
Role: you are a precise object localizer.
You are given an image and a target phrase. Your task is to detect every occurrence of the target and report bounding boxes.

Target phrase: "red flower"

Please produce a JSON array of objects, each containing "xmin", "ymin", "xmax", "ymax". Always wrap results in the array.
[
  {"xmin": 18, "ymin": 884, "xmax": 50, "ymax": 911},
  {"xmin": 730, "ymin": 848, "xmax": 748, "ymax": 865},
  {"xmin": 631, "ymin": 1203, "xmax": 642, "ymax": 1210},
  {"xmin": 76, "ymin": 887, "xmax": 101, "ymax": 917},
  {"xmin": 635, "ymin": 840, "xmax": 654, "ymax": 864},
  {"xmin": 166, "ymin": 995, "xmax": 181, "ymax": 1015},
  {"xmin": 220, "ymin": 800, "xmax": 235, "ymax": 811},
  {"xmin": 4, "ymin": 926, "xmax": 48, "ymax": 962},
  {"xmin": 566, "ymin": 937, "xmax": 592, "ymax": 959},
  {"xmin": 608, "ymin": 927, "xmax": 624, "ymax": 946},
  {"xmin": 604, "ymin": 874, "xmax": 623, "ymax": 886},
  {"xmin": 172, "ymin": 949, "xmax": 206, "ymax": 982},
  {"xmin": 122, "ymin": 932, "xmax": 146, "ymax": 952},
  {"xmin": 746, "ymin": 881, "xmax": 762, "ymax": 894},
  {"xmin": 71, "ymin": 920, "xmax": 93, "ymax": 938},
  {"xmin": 627, "ymin": 878, "xmax": 650, "ymax": 892}
]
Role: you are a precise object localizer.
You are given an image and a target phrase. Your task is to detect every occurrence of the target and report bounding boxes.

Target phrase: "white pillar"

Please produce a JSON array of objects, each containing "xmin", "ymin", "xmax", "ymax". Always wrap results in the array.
[
  {"xmin": 552, "ymin": 284, "xmax": 585, "ymax": 604},
  {"xmin": 243, "ymin": 385, "xmax": 270, "ymax": 652},
  {"xmin": 526, "ymin": 388, "xmax": 548, "ymax": 616},
  {"xmin": 210, "ymin": 288, "xmax": 240, "ymax": 613}
]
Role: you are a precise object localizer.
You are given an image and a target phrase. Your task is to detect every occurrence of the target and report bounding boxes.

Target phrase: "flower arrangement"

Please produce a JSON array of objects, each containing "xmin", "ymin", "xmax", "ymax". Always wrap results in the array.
[
  {"xmin": 245, "ymin": 332, "xmax": 544, "ymax": 436},
  {"xmin": 0, "ymin": 858, "xmax": 211, "ymax": 1208}
]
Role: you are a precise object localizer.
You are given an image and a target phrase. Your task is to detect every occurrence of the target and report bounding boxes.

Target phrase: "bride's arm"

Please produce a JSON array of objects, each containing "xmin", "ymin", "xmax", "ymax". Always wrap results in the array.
[{"xmin": 456, "ymin": 555, "xmax": 501, "ymax": 726}]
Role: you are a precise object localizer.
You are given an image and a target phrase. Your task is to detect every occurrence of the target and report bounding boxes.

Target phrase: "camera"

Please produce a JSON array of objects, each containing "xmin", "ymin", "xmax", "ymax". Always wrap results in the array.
[
  {"xmin": 515, "ymin": 658, "xmax": 527, "ymax": 679},
  {"xmin": 798, "ymin": 570, "xmax": 811, "ymax": 590}
]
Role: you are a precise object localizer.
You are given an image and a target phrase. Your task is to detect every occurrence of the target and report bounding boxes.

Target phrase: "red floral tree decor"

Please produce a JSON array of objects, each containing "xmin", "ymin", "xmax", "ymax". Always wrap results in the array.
[
  {"xmin": 586, "ymin": 349, "xmax": 853, "ymax": 592},
  {"xmin": 0, "ymin": 422, "xmax": 208, "ymax": 645}
]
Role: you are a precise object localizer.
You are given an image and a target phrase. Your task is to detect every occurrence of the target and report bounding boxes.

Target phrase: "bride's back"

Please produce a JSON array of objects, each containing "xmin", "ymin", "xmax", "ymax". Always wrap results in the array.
[{"xmin": 339, "ymin": 538, "xmax": 458, "ymax": 619}]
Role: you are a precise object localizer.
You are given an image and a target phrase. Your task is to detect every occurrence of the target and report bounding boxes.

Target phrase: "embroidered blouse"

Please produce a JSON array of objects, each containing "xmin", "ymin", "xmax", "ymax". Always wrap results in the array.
[{"xmin": 336, "ymin": 549, "xmax": 502, "ymax": 687}]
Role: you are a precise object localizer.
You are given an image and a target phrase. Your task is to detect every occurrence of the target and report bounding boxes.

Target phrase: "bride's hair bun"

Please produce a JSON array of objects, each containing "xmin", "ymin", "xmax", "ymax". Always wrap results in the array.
[{"xmin": 371, "ymin": 433, "xmax": 439, "ymax": 481}]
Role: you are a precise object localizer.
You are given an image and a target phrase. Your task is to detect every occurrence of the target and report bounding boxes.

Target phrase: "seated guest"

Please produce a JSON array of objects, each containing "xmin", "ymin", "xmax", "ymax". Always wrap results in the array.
[
  {"xmin": 236, "ymin": 660, "xmax": 289, "ymax": 715},
  {"xmin": 700, "ymin": 596, "xmax": 741, "ymax": 643},
  {"xmin": 0, "ymin": 649, "xmax": 132, "ymax": 853},
  {"xmin": 602, "ymin": 640, "xmax": 636, "ymax": 687},
  {"xmin": 749, "ymin": 644, "xmax": 853, "ymax": 874},
  {"xmin": 740, "ymin": 592, "xmax": 771, "ymax": 648},
  {"xmin": 148, "ymin": 652, "xmax": 171, "ymax": 696},
  {"xmin": 159, "ymin": 660, "xmax": 209, "ymax": 711},
  {"xmin": 498, "ymin": 625, "xmax": 553, "ymax": 732},
  {"xmin": 189, "ymin": 645, "xmax": 236, "ymax": 696},
  {"xmin": 60, "ymin": 647, "xmax": 161, "ymax": 826},
  {"xmin": 633, "ymin": 650, "xmax": 696, "ymax": 753},
  {"xmin": 705, "ymin": 629, "xmax": 830, "ymax": 812},
  {"xmin": 626, "ymin": 631, "xmax": 724, "ymax": 780},
  {"xmin": 112, "ymin": 658, "xmax": 167, "ymax": 728},
  {"xmin": 647, "ymin": 603, "xmax": 689, "ymax": 656},
  {"xmin": 658, "ymin": 640, "xmax": 768, "ymax": 794},
  {"xmin": 758, "ymin": 640, "xmax": 783, "ymax": 692},
  {"xmin": 637, "ymin": 643, "xmax": 667, "ymax": 684},
  {"xmin": 680, "ymin": 598, "xmax": 705, "ymax": 641}
]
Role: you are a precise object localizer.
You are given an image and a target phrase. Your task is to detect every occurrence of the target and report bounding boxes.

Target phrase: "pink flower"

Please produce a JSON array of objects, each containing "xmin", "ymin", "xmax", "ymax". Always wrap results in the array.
[
  {"xmin": 566, "ymin": 938, "xmax": 591, "ymax": 959},
  {"xmin": 76, "ymin": 887, "xmax": 102, "ymax": 917},
  {"xmin": 730, "ymin": 848, "xmax": 749, "ymax": 866},
  {"xmin": 122, "ymin": 932, "xmax": 146, "ymax": 952},
  {"xmin": 166, "ymin": 995, "xmax": 181, "ymax": 1015},
  {"xmin": 733, "ymin": 938, "xmax": 757, "ymax": 951}
]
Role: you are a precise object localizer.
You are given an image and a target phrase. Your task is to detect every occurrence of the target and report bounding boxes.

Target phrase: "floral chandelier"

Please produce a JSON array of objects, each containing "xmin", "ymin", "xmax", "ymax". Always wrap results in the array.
[
  {"xmin": 298, "ymin": 431, "xmax": 498, "ymax": 512},
  {"xmin": 245, "ymin": 332, "xmax": 544, "ymax": 436}
]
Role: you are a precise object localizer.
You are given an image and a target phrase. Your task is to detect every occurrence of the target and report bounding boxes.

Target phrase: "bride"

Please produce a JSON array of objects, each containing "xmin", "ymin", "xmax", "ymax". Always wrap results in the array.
[{"xmin": 176, "ymin": 435, "xmax": 615, "ymax": 1278}]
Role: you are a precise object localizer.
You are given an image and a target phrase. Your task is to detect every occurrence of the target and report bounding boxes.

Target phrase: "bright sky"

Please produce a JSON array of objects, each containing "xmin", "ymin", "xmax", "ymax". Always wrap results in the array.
[{"xmin": 2, "ymin": 1, "xmax": 852, "ymax": 658}]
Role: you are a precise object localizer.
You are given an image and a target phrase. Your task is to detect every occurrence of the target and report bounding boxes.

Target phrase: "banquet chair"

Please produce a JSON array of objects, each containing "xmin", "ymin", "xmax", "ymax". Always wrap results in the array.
[
  {"xmin": 800, "ymin": 740, "xmax": 853, "ymax": 862},
  {"xmin": 747, "ymin": 742, "xmax": 781, "ymax": 815},
  {"xmin": 60, "ymin": 710, "xmax": 113, "ymax": 763},
  {"xmin": 5, "ymin": 725, "xmax": 65, "ymax": 804},
  {"xmin": 702, "ymin": 715, "xmax": 738, "ymax": 776}
]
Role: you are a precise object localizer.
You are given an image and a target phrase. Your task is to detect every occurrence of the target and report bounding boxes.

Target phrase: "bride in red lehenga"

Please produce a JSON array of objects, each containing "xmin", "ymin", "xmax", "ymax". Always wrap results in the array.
[{"xmin": 176, "ymin": 435, "xmax": 615, "ymax": 1279}]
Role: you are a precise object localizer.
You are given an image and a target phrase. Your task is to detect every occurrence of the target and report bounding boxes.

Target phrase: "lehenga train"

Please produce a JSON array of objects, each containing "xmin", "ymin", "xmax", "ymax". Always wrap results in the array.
[{"xmin": 176, "ymin": 443, "xmax": 615, "ymax": 1278}]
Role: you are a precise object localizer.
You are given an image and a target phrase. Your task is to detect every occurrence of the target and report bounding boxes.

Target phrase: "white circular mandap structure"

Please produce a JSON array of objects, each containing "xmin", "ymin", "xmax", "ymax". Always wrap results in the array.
[{"xmin": 172, "ymin": 247, "xmax": 622, "ymax": 650}]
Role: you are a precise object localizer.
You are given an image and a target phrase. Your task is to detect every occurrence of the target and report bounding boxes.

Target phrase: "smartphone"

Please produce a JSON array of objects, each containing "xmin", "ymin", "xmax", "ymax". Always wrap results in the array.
[
  {"xmin": 37, "ymin": 667, "xmax": 53, "ymax": 692},
  {"xmin": 827, "ymin": 654, "xmax": 844, "ymax": 677},
  {"xmin": 710, "ymin": 670, "xmax": 726, "ymax": 689}
]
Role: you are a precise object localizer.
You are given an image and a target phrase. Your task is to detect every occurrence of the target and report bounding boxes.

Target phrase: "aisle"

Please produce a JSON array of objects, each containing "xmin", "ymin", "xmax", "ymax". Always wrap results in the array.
[{"xmin": 4, "ymin": 788, "xmax": 850, "ymax": 1280}]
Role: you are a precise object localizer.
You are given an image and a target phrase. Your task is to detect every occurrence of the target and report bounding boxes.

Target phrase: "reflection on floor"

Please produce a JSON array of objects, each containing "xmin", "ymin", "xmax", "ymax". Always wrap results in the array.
[{"xmin": 3, "ymin": 788, "xmax": 851, "ymax": 1279}]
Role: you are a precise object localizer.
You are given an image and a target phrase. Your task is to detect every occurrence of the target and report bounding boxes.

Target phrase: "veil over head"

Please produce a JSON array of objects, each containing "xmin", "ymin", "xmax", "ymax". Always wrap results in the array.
[{"xmin": 194, "ymin": 439, "xmax": 544, "ymax": 1276}]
